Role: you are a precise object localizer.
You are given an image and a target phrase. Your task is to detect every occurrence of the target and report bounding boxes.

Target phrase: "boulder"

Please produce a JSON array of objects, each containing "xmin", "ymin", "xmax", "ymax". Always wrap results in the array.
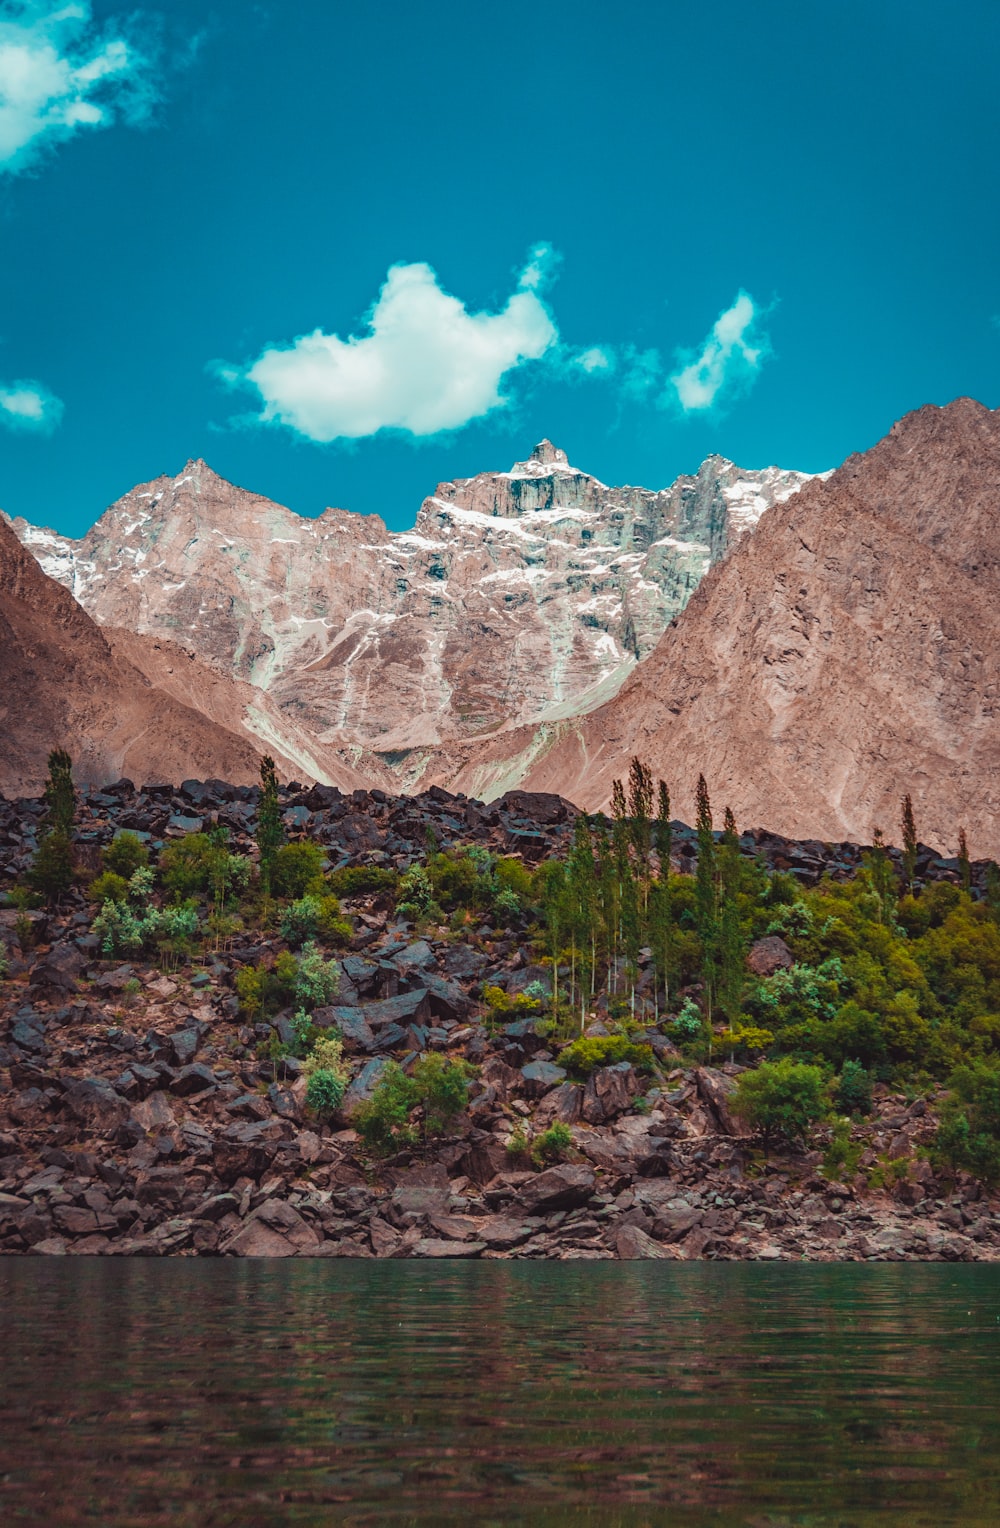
[
  {"xmin": 520, "ymin": 1060, "xmax": 567, "ymax": 1098},
  {"xmin": 615, "ymin": 1224, "xmax": 681, "ymax": 1259},
  {"xmin": 582, "ymin": 1062, "xmax": 639, "ymax": 1124},
  {"xmin": 516, "ymin": 1163, "xmax": 595, "ymax": 1215},
  {"xmin": 695, "ymin": 1068, "xmax": 740, "ymax": 1135},
  {"xmin": 746, "ymin": 936, "xmax": 794, "ymax": 977},
  {"xmin": 61, "ymin": 1076, "xmax": 130, "ymax": 1135},
  {"xmin": 33, "ymin": 943, "xmax": 85, "ymax": 992}
]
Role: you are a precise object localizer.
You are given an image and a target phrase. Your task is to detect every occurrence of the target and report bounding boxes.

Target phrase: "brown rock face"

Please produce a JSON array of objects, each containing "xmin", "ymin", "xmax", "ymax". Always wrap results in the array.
[
  {"xmin": 515, "ymin": 399, "xmax": 1000, "ymax": 856},
  {"xmin": 9, "ymin": 444, "xmax": 813, "ymax": 782},
  {"xmin": 0, "ymin": 513, "xmax": 268, "ymax": 795}
]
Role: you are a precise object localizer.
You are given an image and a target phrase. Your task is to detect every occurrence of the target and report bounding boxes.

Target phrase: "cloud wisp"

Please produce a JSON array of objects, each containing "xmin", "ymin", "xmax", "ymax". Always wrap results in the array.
[
  {"xmin": 667, "ymin": 291, "xmax": 770, "ymax": 413},
  {"xmin": 0, "ymin": 2, "xmax": 158, "ymax": 174},
  {"xmin": 217, "ymin": 248, "xmax": 565, "ymax": 443},
  {"xmin": 219, "ymin": 250, "xmax": 562, "ymax": 443},
  {"xmin": 0, "ymin": 378, "xmax": 63, "ymax": 432}
]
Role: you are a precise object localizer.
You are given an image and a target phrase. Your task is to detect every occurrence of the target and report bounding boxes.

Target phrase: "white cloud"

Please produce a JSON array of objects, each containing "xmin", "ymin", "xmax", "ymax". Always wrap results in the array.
[
  {"xmin": 0, "ymin": 2, "xmax": 157, "ymax": 173},
  {"xmin": 668, "ymin": 291, "xmax": 769, "ymax": 412},
  {"xmin": 219, "ymin": 247, "xmax": 561, "ymax": 443},
  {"xmin": 0, "ymin": 377, "xmax": 64, "ymax": 432}
]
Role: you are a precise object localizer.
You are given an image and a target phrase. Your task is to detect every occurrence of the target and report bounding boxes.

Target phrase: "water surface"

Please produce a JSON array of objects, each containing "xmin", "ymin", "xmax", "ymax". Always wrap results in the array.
[{"xmin": 0, "ymin": 1262, "xmax": 997, "ymax": 1525}]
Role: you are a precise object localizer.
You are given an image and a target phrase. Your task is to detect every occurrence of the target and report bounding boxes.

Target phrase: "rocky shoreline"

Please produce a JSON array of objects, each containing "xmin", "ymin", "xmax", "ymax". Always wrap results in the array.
[{"xmin": 1, "ymin": 779, "xmax": 997, "ymax": 1261}]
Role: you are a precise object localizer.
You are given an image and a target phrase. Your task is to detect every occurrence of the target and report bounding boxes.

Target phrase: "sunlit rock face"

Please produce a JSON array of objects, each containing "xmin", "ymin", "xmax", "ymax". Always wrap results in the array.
[
  {"xmin": 9, "ymin": 443, "xmax": 815, "ymax": 777},
  {"xmin": 512, "ymin": 400, "xmax": 1000, "ymax": 858}
]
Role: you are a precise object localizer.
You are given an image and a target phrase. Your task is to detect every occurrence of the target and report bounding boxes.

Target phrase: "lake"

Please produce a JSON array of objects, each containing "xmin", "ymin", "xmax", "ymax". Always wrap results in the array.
[{"xmin": 0, "ymin": 1262, "xmax": 997, "ymax": 1525}]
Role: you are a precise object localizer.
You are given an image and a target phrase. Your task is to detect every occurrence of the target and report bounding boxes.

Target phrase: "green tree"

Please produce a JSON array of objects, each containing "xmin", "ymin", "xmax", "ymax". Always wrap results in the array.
[
  {"xmin": 42, "ymin": 748, "xmax": 75, "ymax": 837},
  {"xmin": 627, "ymin": 756, "xmax": 654, "ymax": 889},
  {"xmin": 901, "ymin": 794, "xmax": 918, "ymax": 895},
  {"xmin": 655, "ymin": 779, "xmax": 672, "ymax": 878},
  {"xmin": 31, "ymin": 748, "xmax": 76, "ymax": 903},
  {"xmin": 256, "ymin": 755, "xmax": 284, "ymax": 895},
  {"xmin": 694, "ymin": 774, "xmax": 718, "ymax": 1015},
  {"xmin": 958, "ymin": 828, "xmax": 972, "ymax": 894},
  {"xmin": 731, "ymin": 1058, "xmax": 829, "ymax": 1156},
  {"xmin": 934, "ymin": 1059, "xmax": 1000, "ymax": 1182},
  {"xmin": 717, "ymin": 805, "xmax": 744, "ymax": 1025}
]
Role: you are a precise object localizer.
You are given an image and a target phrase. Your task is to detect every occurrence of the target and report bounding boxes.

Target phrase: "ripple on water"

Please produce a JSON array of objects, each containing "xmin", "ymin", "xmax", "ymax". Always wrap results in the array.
[{"xmin": 0, "ymin": 1261, "xmax": 998, "ymax": 1525}]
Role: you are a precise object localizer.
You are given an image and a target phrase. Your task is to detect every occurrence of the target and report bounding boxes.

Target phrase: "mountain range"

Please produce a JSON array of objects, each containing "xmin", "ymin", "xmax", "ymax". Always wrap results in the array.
[{"xmin": 4, "ymin": 399, "xmax": 999, "ymax": 855}]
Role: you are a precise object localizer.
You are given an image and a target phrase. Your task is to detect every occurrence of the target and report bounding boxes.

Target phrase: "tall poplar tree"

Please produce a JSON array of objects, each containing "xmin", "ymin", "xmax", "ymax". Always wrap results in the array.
[
  {"xmin": 256, "ymin": 755, "xmax": 284, "ymax": 896},
  {"xmin": 717, "ymin": 805, "xmax": 744, "ymax": 1025},
  {"xmin": 655, "ymin": 779, "xmax": 672, "ymax": 880},
  {"xmin": 694, "ymin": 774, "xmax": 719, "ymax": 1016},
  {"xmin": 958, "ymin": 828, "xmax": 972, "ymax": 893},
  {"xmin": 901, "ymin": 794, "xmax": 918, "ymax": 895}
]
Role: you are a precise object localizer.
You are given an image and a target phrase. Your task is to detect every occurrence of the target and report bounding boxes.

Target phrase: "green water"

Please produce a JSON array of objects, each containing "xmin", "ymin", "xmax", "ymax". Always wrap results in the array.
[{"xmin": 0, "ymin": 1263, "xmax": 997, "ymax": 1525}]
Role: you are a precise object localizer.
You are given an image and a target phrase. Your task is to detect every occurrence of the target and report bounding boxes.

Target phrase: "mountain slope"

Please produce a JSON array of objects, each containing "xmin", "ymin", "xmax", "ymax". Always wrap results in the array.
[
  {"xmin": 512, "ymin": 399, "xmax": 1000, "ymax": 856},
  {"xmin": 9, "ymin": 443, "xmax": 816, "ymax": 768},
  {"xmin": 0, "ymin": 513, "xmax": 268, "ymax": 795}
]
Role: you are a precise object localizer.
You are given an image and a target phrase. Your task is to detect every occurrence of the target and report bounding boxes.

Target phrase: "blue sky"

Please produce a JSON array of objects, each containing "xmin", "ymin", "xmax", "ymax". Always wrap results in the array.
[{"xmin": 2, "ymin": 0, "xmax": 1000, "ymax": 536}]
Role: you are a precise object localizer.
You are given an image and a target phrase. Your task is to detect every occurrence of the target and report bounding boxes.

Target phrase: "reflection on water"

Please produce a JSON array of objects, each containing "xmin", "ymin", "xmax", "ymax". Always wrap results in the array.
[{"xmin": 0, "ymin": 1262, "xmax": 998, "ymax": 1525}]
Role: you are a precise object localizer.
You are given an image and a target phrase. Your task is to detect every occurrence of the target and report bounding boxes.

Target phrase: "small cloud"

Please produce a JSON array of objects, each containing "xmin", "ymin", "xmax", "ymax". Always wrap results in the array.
[
  {"xmin": 0, "ymin": 378, "xmax": 64, "ymax": 433},
  {"xmin": 574, "ymin": 346, "xmax": 612, "ymax": 374},
  {"xmin": 217, "ymin": 247, "xmax": 563, "ymax": 443},
  {"xmin": 0, "ymin": 2, "xmax": 160, "ymax": 174},
  {"xmin": 667, "ymin": 290, "xmax": 769, "ymax": 412}
]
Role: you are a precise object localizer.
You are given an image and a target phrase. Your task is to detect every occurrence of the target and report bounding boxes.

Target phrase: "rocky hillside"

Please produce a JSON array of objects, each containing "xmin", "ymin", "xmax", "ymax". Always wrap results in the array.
[
  {"xmin": 8, "ymin": 442, "xmax": 815, "ymax": 780},
  {"xmin": 497, "ymin": 400, "xmax": 1000, "ymax": 857},
  {"xmin": 1, "ymin": 780, "xmax": 996, "ymax": 1261},
  {"xmin": 0, "ymin": 513, "xmax": 266, "ymax": 796}
]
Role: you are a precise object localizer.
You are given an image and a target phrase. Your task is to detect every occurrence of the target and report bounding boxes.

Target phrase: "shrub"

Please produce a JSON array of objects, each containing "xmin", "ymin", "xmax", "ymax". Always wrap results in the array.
[
  {"xmin": 303, "ymin": 1031, "xmax": 350, "ymax": 1119},
  {"xmin": 731, "ymin": 1058, "xmax": 830, "ymax": 1154},
  {"xmin": 556, "ymin": 1034, "xmax": 655, "ymax": 1079},
  {"xmin": 396, "ymin": 865, "xmax": 435, "ymax": 916},
  {"xmin": 668, "ymin": 997, "xmax": 705, "ymax": 1042},
  {"xmin": 822, "ymin": 1117, "xmax": 863, "ymax": 1180},
  {"xmin": 0, "ymin": 946, "xmax": 8, "ymax": 980},
  {"xmin": 29, "ymin": 830, "xmax": 74, "ymax": 903},
  {"xmin": 835, "ymin": 1059, "xmax": 874, "ymax": 1116},
  {"xmin": 280, "ymin": 894, "xmax": 322, "ymax": 948},
  {"xmin": 354, "ymin": 1055, "xmax": 472, "ymax": 1154},
  {"xmin": 103, "ymin": 832, "xmax": 149, "ymax": 880},
  {"xmin": 306, "ymin": 1068, "xmax": 348, "ymax": 1119},
  {"xmin": 293, "ymin": 941, "xmax": 339, "ymax": 1009},
  {"xmin": 354, "ymin": 1063, "xmax": 420, "ymax": 1155},
  {"xmin": 159, "ymin": 834, "xmax": 218, "ymax": 898},
  {"xmin": 934, "ymin": 1059, "xmax": 1000, "ymax": 1183},
  {"xmin": 493, "ymin": 884, "xmax": 523, "ymax": 926},
  {"xmin": 235, "ymin": 965, "xmax": 267, "ymax": 1018},
  {"xmin": 271, "ymin": 841, "xmax": 326, "ymax": 900},
  {"xmin": 93, "ymin": 899, "xmax": 145, "ymax": 957},
  {"xmin": 328, "ymin": 865, "xmax": 398, "ymax": 898},
  {"xmin": 314, "ymin": 894, "xmax": 352, "ymax": 945},
  {"xmin": 412, "ymin": 1054, "xmax": 472, "ymax": 1136},
  {"xmin": 532, "ymin": 1121, "xmax": 573, "ymax": 1165},
  {"xmin": 88, "ymin": 870, "xmax": 129, "ymax": 905}
]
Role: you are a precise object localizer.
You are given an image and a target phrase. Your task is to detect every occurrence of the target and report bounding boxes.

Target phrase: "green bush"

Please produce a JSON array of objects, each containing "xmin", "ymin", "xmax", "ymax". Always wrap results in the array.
[
  {"xmin": 731, "ymin": 1058, "xmax": 830, "ymax": 1153},
  {"xmin": 159, "ymin": 834, "xmax": 218, "ymax": 898},
  {"xmin": 667, "ymin": 997, "xmax": 705, "ymax": 1042},
  {"xmin": 835, "ymin": 1059, "xmax": 874, "ymax": 1116},
  {"xmin": 280, "ymin": 894, "xmax": 321, "ymax": 948},
  {"xmin": 302, "ymin": 1031, "xmax": 350, "ymax": 1118},
  {"xmin": 29, "ymin": 830, "xmax": 74, "ymax": 903},
  {"xmin": 556, "ymin": 1034, "xmax": 655, "ymax": 1079},
  {"xmin": 532, "ymin": 1121, "xmax": 573, "ymax": 1165},
  {"xmin": 306, "ymin": 1067, "xmax": 348, "ymax": 1119},
  {"xmin": 396, "ymin": 865, "xmax": 434, "ymax": 915},
  {"xmin": 934, "ymin": 1060, "xmax": 1000, "ymax": 1183},
  {"xmin": 293, "ymin": 940, "xmax": 339, "ymax": 1009},
  {"xmin": 88, "ymin": 870, "xmax": 129, "ymax": 905},
  {"xmin": 822, "ymin": 1116, "xmax": 863, "ymax": 1180},
  {"xmin": 328, "ymin": 865, "xmax": 398, "ymax": 898},
  {"xmin": 102, "ymin": 831, "xmax": 149, "ymax": 879},
  {"xmin": 354, "ymin": 1055, "xmax": 472, "ymax": 1155},
  {"xmin": 271, "ymin": 841, "xmax": 326, "ymax": 900}
]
